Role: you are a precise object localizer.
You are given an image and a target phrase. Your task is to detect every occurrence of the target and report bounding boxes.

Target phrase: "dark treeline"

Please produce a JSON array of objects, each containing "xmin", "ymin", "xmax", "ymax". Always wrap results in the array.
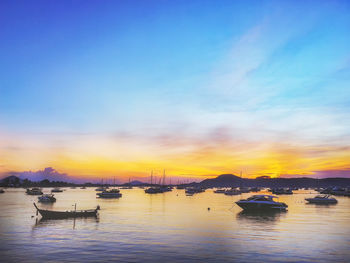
[{"xmin": 0, "ymin": 176, "xmax": 94, "ymax": 188}]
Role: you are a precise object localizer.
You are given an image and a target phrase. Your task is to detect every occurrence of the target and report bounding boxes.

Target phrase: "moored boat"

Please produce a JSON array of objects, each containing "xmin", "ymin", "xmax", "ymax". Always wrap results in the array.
[
  {"xmin": 33, "ymin": 203, "xmax": 100, "ymax": 219},
  {"xmin": 38, "ymin": 194, "xmax": 56, "ymax": 203},
  {"xmin": 236, "ymin": 195, "xmax": 288, "ymax": 211},
  {"xmin": 185, "ymin": 187, "xmax": 205, "ymax": 195},
  {"xmin": 0, "ymin": 189, "xmax": 5, "ymax": 193},
  {"xmin": 145, "ymin": 187, "xmax": 164, "ymax": 194},
  {"xmin": 224, "ymin": 188, "xmax": 240, "ymax": 195},
  {"xmin": 239, "ymin": 187, "xmax": 251, "ymax": 193},
  {"xmin": 51, "ymin": 188, "xmax": 63, "ymax": 193},
  {"xmin": 97, "ymin": 188, "xmax": 122, "ymax": 198},
  {"xmin": 214, "ymin": 188, "xmax": 226, "ymax": 194},
  {"xmin": 95, "ymin": 187, "xmax": 107, "ymax": 191},
  {"xmin": 305, "ymin": 195, "xmax": 337, "ymax": 204},
  {"xmin": 26, "ymin": 188, "xmax": 43, "ymax": 195},
  {"xmin": 271, "ymin": 188, "xmax": 293, "ymax": 195}
]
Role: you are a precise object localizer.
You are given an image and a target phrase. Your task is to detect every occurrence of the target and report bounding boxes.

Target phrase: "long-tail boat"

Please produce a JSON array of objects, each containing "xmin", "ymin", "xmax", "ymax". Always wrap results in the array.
[{"xmin": 33, "ymin": 203, "xmax": 100, "ymax": 219}]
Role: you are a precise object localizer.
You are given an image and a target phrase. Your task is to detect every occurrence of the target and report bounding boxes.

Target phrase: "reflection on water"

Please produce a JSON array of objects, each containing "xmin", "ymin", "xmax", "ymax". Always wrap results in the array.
[
  {"xmin": 236, "ymin": 209, "xmax": 286, "ymax": 223},
  {"xmin": 34, "ymin": 217, "xmax": 100, "ymax": 230},
  {"xmin": 0, "ymin": 188, "xmax": 350, "ymax": 262}
]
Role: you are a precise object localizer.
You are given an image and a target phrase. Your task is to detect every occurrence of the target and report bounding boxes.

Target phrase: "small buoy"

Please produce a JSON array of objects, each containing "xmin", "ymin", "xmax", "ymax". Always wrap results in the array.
[
  {"xmin": 31, "ymin": 215, "xmax": 34, "ymax": 218},
  {"xmin": 208, "ymin": 207, "xmax": 210, "ymax": 211}
]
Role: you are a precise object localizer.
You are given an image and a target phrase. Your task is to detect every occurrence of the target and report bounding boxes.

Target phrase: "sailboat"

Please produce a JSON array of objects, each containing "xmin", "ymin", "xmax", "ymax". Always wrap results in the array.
[
  {"xmin": 97, "ymin": 177, "xmax": 122, "ymax": 198},
  {"xmin": 145, "ymin": 170, "xmax": 164, "ymax": 194},
  {"xmin": 160, "ymin": 170, "xmax": 172, "ymax": 192},
  {"xmin": 95, "ymin": 178, "xmax": 107, "ymax": 191}
]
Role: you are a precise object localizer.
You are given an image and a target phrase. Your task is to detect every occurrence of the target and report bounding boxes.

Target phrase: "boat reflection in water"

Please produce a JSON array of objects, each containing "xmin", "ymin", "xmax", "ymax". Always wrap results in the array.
[
  {"xmin": 236, "ymin": 209, "xmax": 287, "ymax": 224},
  {"xmin": 34, "ymin": 216, "xmax": 100, "ymax": 230}
]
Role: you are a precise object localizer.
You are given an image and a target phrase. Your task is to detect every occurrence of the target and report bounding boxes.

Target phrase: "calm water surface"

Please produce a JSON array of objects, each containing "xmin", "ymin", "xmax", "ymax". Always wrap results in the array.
[{"xmin": 0, "ymin": 188, "xmax": 349, "ymax": 262}]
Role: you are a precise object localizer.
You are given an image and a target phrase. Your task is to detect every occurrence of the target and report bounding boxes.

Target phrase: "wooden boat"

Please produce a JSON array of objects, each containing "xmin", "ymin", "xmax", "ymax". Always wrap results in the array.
[{"xmin": 33, "ymin": 203, "xmax": 100, "ymax": 219}]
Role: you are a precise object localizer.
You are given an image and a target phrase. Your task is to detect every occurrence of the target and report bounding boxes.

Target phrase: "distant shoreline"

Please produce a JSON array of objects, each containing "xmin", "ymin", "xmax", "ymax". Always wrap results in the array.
[{"xmin": 1, "ymin": 174, "xmax": 350, "ymax": 188}]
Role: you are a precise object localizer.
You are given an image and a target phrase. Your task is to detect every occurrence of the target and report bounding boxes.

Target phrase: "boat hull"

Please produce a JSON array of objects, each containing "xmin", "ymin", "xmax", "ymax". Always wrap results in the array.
[
  {"xmin": 305, "ymin": 199, "xmax": 337, "ymax": 204},
  {"xmin": 236, "ymin": 201, "xmax": 287, "ymax": 211},
  {"xmin": 97, "ymin": 193, "xmax": 122, "ymax": 198},
  {"xmin": 38, "ymin": 209, "xmax": 98, "ymax": 219},
  {"xmin": 34, "ymin": 203, "xmax": 98, "ymax": 219}
]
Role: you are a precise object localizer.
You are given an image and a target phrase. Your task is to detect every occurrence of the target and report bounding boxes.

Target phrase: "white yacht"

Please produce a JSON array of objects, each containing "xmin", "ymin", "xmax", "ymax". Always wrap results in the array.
[{"xmin": 236, "ymin": 195, "xmax": 288, "ymax": 211}]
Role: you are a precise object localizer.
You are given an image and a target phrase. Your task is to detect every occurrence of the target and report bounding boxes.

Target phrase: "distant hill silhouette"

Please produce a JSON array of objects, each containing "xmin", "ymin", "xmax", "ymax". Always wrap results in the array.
[
  {"xmin": 0, "ymin": 175, "xmax": 23, "ymax": 186},
  {"xmin": 199, "ymin": 174, "xmax": 350, "ymax": 188},
  {"xmin": 122, "ymin": 180, "xmax": 144, "ymax": 186},
  {"xmin": 200, "ymin": 174, "xmax": 242, "ymax": 187}
]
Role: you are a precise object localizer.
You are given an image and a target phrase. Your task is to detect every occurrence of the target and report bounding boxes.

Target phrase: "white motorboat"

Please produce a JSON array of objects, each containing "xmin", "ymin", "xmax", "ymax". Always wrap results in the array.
[{"xmin": 236, "ymin": 195, "xmax": 288, "ymax": 211}]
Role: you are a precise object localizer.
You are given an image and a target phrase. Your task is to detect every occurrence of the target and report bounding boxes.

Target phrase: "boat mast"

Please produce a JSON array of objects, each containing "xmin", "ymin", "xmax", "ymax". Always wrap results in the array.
[
  {"xmin": 151, "ymin": 170, "xmax": 153, "ymax": 185},
  {"xmin": 240, "ymin": 171, "xmax": 242, "ymax": 192}
]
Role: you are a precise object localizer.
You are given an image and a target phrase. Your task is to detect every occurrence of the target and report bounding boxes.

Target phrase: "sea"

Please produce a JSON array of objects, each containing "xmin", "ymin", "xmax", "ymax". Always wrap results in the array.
[{"xmin": 0, "ymin": 188, "xmax": 349, "ymax": 262}]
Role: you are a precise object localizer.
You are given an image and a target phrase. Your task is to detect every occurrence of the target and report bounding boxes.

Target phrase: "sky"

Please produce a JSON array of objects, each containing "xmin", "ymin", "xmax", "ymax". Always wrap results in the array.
[{"xmin": 0, "ymin": 0, "xmax": 350, "ymax": 182}]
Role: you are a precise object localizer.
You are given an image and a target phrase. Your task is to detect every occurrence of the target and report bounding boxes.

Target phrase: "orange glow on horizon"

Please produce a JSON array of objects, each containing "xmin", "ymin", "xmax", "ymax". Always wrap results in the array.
[{"xmin": 1, "ymin": 131, "xmax": 349, "ymax": 182}]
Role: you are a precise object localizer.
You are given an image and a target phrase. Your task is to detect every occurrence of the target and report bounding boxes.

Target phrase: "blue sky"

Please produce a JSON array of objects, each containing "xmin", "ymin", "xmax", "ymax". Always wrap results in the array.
[{"xmin": 0, "ymin": 0, "xmax": 350, "ymax": 180}]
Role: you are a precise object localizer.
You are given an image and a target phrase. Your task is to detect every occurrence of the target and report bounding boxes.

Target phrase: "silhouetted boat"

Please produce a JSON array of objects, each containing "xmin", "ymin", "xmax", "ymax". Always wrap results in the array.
[
  {"xmin": 51, "ymin": 188, "xmax": 63, "ymax": 193},
  {"xmin": 33, "ymin": 203, "xmax": 100, "ymax": 219},
  {"xmin": 330, "ymin": 187, "xmax": 350, "ymax": 196},
  {"xmin": 38, "ymin": 194, "xmax": 56, "ymax": 203},
  {"xmin": 239, "ymin": 187, "xmax": 250, "ymax": 193},
  {"xmin": 97, "ymin": 188, "xmax": 122, "ymax": 198},
  {"xmin": 305, "ymin": 195, "xmax": 337, "ymax": 204},
  {"xmin": 185, "ymin": 187, "xmax": 205, "ymax": 195},
  {"xmin": 224, "ymin": 188, "xmax": 240, "ymax": 195},
  {"xmin": 26, "ymin": 188, "xmax": 43, "ymax": 195},
  {"xmin": 214, "ymin": 188, "xmax": 226, "ymax": 194},
  {"xmin": 145, "ymin": 187, "xmax": 164, "ymax": 194},
  {"xmin": 271, "ymin": 188, "xmax": 293, "ymax": 195},
  {"xmin": 236, "ymin": 195, "xmax": 288, "ymax": 211}
]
